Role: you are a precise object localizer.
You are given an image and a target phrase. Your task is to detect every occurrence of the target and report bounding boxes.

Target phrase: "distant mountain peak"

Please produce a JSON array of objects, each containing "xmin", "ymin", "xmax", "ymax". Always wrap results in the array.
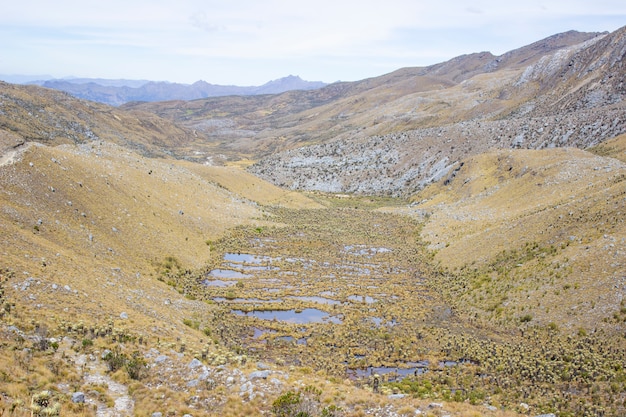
[{"xmin": 23, "ymin": 75, "xmax": 328, "ymax": 105}]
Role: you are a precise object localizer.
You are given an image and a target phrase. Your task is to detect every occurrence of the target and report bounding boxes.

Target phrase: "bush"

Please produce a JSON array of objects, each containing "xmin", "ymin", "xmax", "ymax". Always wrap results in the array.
[
  {"xmin": 271, "ymin": 387, "xmax": 341, "ymax": 417},
  {"xmin": 103, "ymin": 348, "xmax": 148, "ymax": 380},
  {"xmin": 272, "ymin": 391, "xmax": 303, "ymax": 417},
  {"xmin": 103, "ymin": 348, "xmax": 127, "ymax": 372},
  {"xmin": 125, "ymin": 351, "xmax": 148, "ymax": 380}
]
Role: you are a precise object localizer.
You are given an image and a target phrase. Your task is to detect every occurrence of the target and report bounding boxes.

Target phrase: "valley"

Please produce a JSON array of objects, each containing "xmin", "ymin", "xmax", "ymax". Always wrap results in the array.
[{"xmin": 1, "ymin": 25, "xmax": 626, "ymax": 417}]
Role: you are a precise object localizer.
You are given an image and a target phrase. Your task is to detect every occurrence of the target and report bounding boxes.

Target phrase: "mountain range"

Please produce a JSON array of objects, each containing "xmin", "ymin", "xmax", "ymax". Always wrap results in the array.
[{"xmin": 17, "ymin": 75, "xmax": 327, "ymax": 106}]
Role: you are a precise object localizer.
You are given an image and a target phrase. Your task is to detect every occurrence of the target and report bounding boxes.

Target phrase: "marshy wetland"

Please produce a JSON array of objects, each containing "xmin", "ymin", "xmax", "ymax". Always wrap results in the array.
[{"xmin": 166, "ymin": 202, "xmax": 626, "ymax": 416}]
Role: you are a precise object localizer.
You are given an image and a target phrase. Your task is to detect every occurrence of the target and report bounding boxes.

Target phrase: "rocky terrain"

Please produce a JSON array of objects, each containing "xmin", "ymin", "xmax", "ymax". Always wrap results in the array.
[{"xmin": 248, "ymin": 27, "xmax": 626, "ymax": 196}]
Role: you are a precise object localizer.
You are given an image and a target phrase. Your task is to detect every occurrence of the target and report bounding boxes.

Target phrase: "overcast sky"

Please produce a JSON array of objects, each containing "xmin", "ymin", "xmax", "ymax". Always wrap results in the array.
[{"xmin": 1, "ymin": 1, "xmax": 625, "ymax": 86}]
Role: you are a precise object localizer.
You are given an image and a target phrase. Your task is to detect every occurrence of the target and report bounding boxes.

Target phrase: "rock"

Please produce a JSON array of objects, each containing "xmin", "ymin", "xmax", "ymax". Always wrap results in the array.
[
  {"xmin": 186, "ymin": 379, "xmax": 199, "ymax": 388},
  {"xmin": 151, "ymin": 413, "xmax": 162, "ymax": 417},
  {"xmin": 188, "ymin": 358, "xmax": 202, "ymax": 369},
  {"xmin": 226, "ymin": 376, "xmax": 235, "ymax": 385},
  {"xmin": 182, "ymin": 414, "xmax": 193, "ymax": 417},
  {"xmin": 388, "ymin": 394, "xmax": 406, "ymax": 399},
  {"xmin": 155, "ymin": 355, "xmax": 168, "ymax": 363},
  {"xmin": 534, "ymin": 414, "xmax": 556, "ymax": 417},
  {"xmin": 71, "ymin": 392, "xmax": 85, "ymax": 403},
  {"xmin": 101, "ymin": 349, "xmax": 112, "ymax": 359},
  {"xmin": 485, "ymin": 405, "xmax": 498, "ymax": 411},
  {"xmin": 249, "ymin": 370, "xmax": 271, "ymax": 380},
  {"xmin": 119, "ymin": 312, "xmax": 128, "ymax": 319},
  {"xmin": 256, "ymin": 362, "xmax": 271, "ymax": 370},
  {"xmin": 428, "ymin": 403, "xmax": 443, "ymax": 409},
  {"xmin": 240, "ymin": 381, "xmax": 252, "ymax": 393}
]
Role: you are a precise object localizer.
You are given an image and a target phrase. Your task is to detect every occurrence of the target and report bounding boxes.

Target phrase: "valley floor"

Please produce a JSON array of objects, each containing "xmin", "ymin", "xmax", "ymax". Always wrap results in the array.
[{"xmin": 1, "ymin": 192, "xmax": 624, "ymax": 417}]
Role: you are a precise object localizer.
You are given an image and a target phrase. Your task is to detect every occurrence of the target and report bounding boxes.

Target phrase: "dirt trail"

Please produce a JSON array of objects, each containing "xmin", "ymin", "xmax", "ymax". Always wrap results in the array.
[
  {"xmin": 56, "ymin": 338, "xmax": 134, "ymax": 417},
  {"xmin": 0, "ymin": 142, "xmax": 31, "ymax": 167}
]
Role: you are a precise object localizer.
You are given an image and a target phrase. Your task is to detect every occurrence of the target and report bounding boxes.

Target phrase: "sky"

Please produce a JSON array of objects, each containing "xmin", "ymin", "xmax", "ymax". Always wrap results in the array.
[{"xmin": 1, "ymin": 0, "xmax": 625, "ymax": 86}]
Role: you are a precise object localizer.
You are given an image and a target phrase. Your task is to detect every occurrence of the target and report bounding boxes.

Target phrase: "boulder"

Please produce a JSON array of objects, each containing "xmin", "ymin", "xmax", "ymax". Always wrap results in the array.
[{"xmin": 249, "ymin": 370, "xmax": 271, "ymax": 380}]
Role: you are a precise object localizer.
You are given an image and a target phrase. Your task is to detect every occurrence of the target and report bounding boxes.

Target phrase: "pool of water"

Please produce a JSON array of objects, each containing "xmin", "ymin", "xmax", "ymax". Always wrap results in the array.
[
  {"xmin": 224, "ymin": 253, "xmax": 275, "ymax": 263},
  {"xmin": 224, "ymin": 263, "xmax": 279, "ymax": 272},
  {"xmin": 232, "ymin": 308, "xmax": 343, "ymax": 324},
  {"xmin": 274, "ymin": 335, "xmax": 308, "ymax": 345},
  {"xmin": 213, "ymin": 297, "xmax": 283, "ymax": 303},
  {"xmin": 288, "ymin": 296, "xmax": 341, "ymax": 305},
  {"xmin": 369, "ymin": 317, "xmax": 398, "ymax": 327},
  {"xmin": 202, "ymin": 279, "xmax": 236, "ymax": 287},
  {"xmin": 252, "ymin": 327, "xmax": 277, "ymax": 339},
  {"xmin": 346, "ymin": 365, "xmax": 427, "ymax": 381},
  {"xmin": 343, "ymin": 245, "xmax": 392, "ymax": 257},
  {"xmin": 348, "ymin": 295, "xmax": 377, "ymax": 304},
  {"xmin": 207, "ymin": 269, "xmax": 252, "ymax": 279}
]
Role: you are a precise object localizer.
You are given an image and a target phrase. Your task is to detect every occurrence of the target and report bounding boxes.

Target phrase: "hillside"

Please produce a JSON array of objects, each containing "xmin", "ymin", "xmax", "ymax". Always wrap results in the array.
[
  {"xmin": 123, "ymin": 30, "xmax": 608, "ymax": 160},
  {"xmin": 247, "ymin": 27, "xmax": 626, "ymax": 195},
  {"xmin": 383, "ymin": 147, "xmax": 625, "ymax": 329}
]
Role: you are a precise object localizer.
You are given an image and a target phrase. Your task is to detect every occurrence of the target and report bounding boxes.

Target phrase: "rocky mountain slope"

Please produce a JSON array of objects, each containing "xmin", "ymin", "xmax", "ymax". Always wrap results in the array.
[
  {"xmin": 247, "ymin": 27, "xmax": 626, "ymax": 195},
  {"xmin": 123, "ymin": 30, "xmax": 608, "ymax": 160}
]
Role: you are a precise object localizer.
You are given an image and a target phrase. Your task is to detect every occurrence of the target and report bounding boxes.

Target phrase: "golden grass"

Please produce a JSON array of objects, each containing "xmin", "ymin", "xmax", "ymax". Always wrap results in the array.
[
  {"xmin": 3, "ymin": 139, "xmax": 625, "ymax": 416},
  {"xmin": 381, "ymin": 147, "xmax": 626, "ymax": 332}
]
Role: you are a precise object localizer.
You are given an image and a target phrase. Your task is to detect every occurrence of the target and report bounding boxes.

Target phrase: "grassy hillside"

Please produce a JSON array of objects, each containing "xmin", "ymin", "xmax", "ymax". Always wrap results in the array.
[{"xmin": 396, "ymin": 147, "xmax": 625, "ymax": 332}]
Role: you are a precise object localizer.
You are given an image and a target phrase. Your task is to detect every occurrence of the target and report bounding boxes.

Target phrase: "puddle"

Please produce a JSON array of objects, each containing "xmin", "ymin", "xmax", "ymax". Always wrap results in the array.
[
  {"xmin": 224, "ymin": 253, "xmax": 275, "ymax": 263},
  {"xmin": 202, "ymin": 279, "xmax": 236, "ymax": 287},
  {"xmin": 213, "ymin": 297, "xmax": 283, "ymax": 303},
  {"xmin": 225, "ymin": 263, "xmax": 279, "ymax": 272},
  {"xmin": 438, "ymin": 359, "xmax": 478, "ymax": 367},
  {"xmin": 369, "ymin": 317, "xmax": 398, "ymax": 327},
  {"xmin": 347, "ymin": 365, "xmax": 427, "ymax": 381},
  {"xmin": 348, "ymin": 295, "xmax": 377, "ymax": 304},
  {"xmin": 347, "ymin": 359, "xmax": 476, "ymax": 381},
  {"xmin": 232, "ymin": 308, "xmax": 343, "ymax": 324},
  {"xmin": 288, "ymin": 296, "xmax": 341, "ymax": 305},
  {"xmin": 343, "ymin": 245, "xmax": 392, "ymax": 257},
  {"xmin": 207, "ymin": 269, "xmax": 252, "ymax": 279},
  {"xmin": 252, "ymin": 327, "xmax": 277, "ymax": 339},
  {"xmin": 274, "ymin": 336, "xmax": 308, "ymax": 345}
]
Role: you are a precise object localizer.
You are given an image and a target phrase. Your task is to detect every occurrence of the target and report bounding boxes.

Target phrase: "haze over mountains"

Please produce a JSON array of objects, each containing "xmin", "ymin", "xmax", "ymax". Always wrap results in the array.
[
  {"xmin": 1, "ymin": 25, "xmax": 626, "ymax": 417},
  {"xmin": 3, "ymin": 75, "xmax": 328, "ymax": 106}
]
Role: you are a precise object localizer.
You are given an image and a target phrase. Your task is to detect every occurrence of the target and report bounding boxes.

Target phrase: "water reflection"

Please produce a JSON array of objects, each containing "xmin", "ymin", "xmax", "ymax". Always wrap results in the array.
[{"xmin": 232, "ymin": 308, "xmax": 342, "ymax": 324}]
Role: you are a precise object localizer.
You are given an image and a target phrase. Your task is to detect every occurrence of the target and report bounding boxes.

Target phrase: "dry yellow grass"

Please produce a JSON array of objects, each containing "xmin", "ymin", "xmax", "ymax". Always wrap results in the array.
[
  {"xmin": 0, "ymin": 141, "xmax": 324, "ymax": 346},
  {"xmin": 391, "ymin": 146, "xmax": 626, "ymax": 330}
]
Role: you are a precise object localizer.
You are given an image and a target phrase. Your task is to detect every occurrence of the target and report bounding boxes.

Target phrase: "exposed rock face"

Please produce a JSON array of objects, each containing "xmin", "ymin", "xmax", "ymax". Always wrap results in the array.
[
  {"xmin": 250, "ymin": 27, "xmax": 626, "ymax": 196},
  {"xmin": 250, "ymin": 106, "xmax": 626, "ymax": 196}
]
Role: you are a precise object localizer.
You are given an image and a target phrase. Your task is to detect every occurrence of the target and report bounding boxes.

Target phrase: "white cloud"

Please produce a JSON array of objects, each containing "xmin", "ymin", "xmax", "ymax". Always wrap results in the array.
[{"xmin": 1, "ymin": 0, "xmax": 625, "ymax": 84}]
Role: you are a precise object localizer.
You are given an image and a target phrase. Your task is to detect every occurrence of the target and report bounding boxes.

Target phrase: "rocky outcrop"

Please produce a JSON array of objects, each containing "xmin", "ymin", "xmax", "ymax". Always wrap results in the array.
[{"xmin": 250, "ymin": 105, "xmax": 626, "ymax": 196}]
